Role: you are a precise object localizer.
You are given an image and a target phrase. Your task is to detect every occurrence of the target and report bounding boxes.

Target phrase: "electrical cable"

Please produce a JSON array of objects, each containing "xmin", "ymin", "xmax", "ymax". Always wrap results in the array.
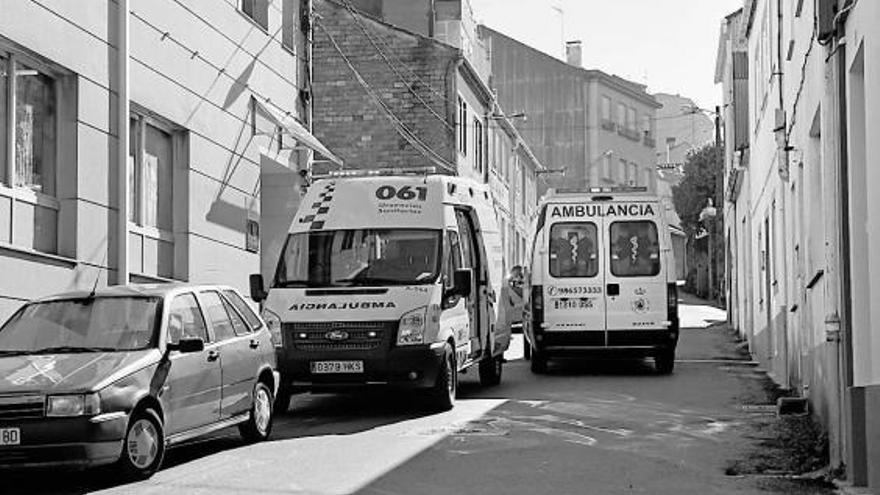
[{"xmin": 315, "ymin": 18, "xmax": 457, "ymax": 173}]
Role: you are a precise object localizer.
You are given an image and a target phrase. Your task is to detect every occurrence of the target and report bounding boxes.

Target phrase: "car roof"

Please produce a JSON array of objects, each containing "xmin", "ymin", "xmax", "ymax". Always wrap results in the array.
[{"xmin": 32, "ymin": 283, "xmax": 240, "ymax": 303}]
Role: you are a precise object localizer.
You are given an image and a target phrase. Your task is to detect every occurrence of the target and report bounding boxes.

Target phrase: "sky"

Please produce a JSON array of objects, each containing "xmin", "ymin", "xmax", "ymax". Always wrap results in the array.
[{"xmin": 470, "ymin": 0, "xmax": 744, "ymax": 110}]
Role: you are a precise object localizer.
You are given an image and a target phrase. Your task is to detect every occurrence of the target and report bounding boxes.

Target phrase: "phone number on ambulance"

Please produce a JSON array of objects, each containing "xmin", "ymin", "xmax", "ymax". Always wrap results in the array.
[{"xmin": 548, "ymin": 286, "xmax": 603, "ymax": 296}]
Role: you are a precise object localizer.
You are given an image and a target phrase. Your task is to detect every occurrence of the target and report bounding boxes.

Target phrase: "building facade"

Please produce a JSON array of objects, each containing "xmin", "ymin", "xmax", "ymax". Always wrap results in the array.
[
  {"xmin": 311, "ymin": 0, "xmax": 542, "ymax": 272},
  {"xmin": 480, "ymin": 27, "xmax": 661, "ymax": 193},
  {"xmin": 0, "ymin": 0, "xmax": 335, "ymax": 321},
  {"xmin": 718, "ymin": 0, "xmax": 880, "ymax": 488}
]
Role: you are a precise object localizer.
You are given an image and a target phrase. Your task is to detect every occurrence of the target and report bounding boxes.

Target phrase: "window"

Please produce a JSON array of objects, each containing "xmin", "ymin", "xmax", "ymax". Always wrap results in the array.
[
  {"xmin": 282, "ymin": 0, "xmax": 298, "ymax": 51},
  {"xmin": 618, "ymin": 158, "xmax": 627, "ymax": 183},
  {"xmin": 628, "ymin": 162, "xmax": 639, "ymax": 185},
  {"xmin": 241, "ymin": 0, "xmax": 269, "ymax": 31},
  {"xmin": 222, "ymin": 290, "xmax": 262, "ymax": 331},
  {"xmin": 219, "ymin": 293, "xmax": 250, "ymax": 336},
  {"xmin": 627, "ymin": 107, "xmax": 636, "ymax": 132},
  {"xmin": 458, "ymin": 97, "xmax": 467, "ymax": 155},
  {"xmin": 617, "ymin": 102, "xmax": 626, "ymax": 128},
  {"xmin": 601, "ymin": 96, "xmax": 611, "ymax": 122},
  {"xmin": 642, "ymin": 115, "xmax": 651, "ymax": 136},
  {"xmin": 602, "ymin": 153, "xmax": 612, "ymax": 179},
  {"xmin": 200, "ymin": 291, "xmax": 237, "ymax": 341},
  {"xmin": 443, "ymin": 230, "xmax": 463, "ymax": 287},
  {"xmin": 129, "ymin": 114, "xmax": 173, "ymax": 231},
  {"xmin": 0, "ymin": 54, "xmax": 56, "ymax": 195},
  {"xmin": 473, "ymin": 118, "xmax": 483, "ymax": 173},
  {"xmin": 610, "ymin": 221, "xmax": 661, "ymax": 277},
  {"xmin": 168, "ymin": 293, "xmax": 209, "ymax": 344},
  {"xmin": 549, "ymin": 222, "xmax": 599, "ymax": 278}
]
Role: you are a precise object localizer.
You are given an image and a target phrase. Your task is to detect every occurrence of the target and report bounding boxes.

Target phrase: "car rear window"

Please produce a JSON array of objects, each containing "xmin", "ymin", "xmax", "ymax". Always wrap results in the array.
[
  {"xmin": 548, "ymin": 222, "xmax": 599, "ymax": 278},
  {"xmin": 610, "ymin": 220, "xmax": 661, "ymax": 277}
]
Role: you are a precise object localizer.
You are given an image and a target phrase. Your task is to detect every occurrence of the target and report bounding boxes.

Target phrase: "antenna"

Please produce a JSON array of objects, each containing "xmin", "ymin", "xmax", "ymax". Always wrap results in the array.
[{"xmin": 88, "ymin": 250, "xmax": 109, "ymax": 298}]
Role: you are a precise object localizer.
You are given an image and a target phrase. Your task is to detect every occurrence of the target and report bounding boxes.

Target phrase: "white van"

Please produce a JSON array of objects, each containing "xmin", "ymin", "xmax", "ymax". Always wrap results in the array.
[
  {"xmin": 523, "ymin": 187, "xmax": 680, "ymax": 374},
  {"xmin": 250, "ymin": 168, "xmax": 509, "ymax": 411}
]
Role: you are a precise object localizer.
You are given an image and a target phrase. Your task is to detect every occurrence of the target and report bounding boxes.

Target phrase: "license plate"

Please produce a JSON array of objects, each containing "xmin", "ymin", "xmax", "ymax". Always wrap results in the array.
[
  {"xmin": 0, "ymin": 428, "xmax": 20, "ymax": 446},
  {"xmin": 554, "ymin": 298, "xmax": 594, "ymax": 310},
  {"xmin": 311, "ymin": 361, "xmax": 364, "ymax": 374}
]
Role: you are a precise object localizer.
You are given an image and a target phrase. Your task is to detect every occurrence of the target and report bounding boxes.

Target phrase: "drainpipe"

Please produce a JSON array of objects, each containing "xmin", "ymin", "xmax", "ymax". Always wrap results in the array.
[
  {"xmin": 775, "ymin": 0, "xmax": 790, "ymax": 389},
  {"xmin": 116, "ymin": 0, "xmax": 130, "ymax": 285}
]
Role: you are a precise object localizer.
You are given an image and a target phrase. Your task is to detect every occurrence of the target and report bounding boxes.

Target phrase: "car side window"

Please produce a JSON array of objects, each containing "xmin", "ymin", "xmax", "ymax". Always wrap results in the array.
[
  {"xmin": 200, "ymin": 291, "xmax": 237, "ymax": 341},
  {"xmin": 167, "ymin": 293, "xmax": 209, "ymax": 345},
  {"xmin": 219, "ymin": 294, "xmax": 250, "ymax": 337},
  {"xmin": 222, "ymin": 290, "xmax": 262, "ymax": 331}
]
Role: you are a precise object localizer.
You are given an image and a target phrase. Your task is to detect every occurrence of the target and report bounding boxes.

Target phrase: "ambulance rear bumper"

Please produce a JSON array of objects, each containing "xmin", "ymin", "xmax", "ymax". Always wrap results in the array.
[{"xmin": 535, "ymin": 329, "xmax": 678, "ymax": 357}]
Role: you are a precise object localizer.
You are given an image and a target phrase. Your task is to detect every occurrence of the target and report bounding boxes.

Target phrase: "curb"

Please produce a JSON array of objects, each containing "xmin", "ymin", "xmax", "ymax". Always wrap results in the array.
[{"xmin": 834, "ymin": 480, "xmax": 876, "ymax": 495}]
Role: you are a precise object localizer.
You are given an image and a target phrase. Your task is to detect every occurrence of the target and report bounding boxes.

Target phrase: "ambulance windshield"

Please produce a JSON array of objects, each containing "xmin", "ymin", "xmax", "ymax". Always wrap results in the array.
[{"xmin": 275, "ymin": 229, "xmax": 442, "ymax": 287}]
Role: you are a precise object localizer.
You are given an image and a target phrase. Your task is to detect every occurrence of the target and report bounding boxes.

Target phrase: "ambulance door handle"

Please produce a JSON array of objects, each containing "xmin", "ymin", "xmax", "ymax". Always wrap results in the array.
[{"xmin": 607, "ymin": 284, "xmax": 620, "ymax": 297}]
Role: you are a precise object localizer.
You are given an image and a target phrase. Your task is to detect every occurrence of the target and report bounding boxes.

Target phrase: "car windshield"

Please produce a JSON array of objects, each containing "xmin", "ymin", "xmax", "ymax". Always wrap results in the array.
[
  {"xmin": 275, "ymin": 229, "xmax": 442, "ymax": 287},
  {"xmin": 0, "ymin": 297, "xmax": 161, "ymax": 353}
]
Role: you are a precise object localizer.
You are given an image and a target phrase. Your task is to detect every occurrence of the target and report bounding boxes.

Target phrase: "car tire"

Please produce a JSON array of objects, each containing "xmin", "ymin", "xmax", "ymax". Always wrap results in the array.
[
  {"xmin": 118, "ymin": 408, "xmax": 165, "ymax": 479},
  {"xmin": 479, "ymin": 355, "xmax": 503, "ymax": 387},
  {"xmin": 655, "ymin": 348, "xmax": 675, "ymax": 375},
  {"xmin": 530, "ymin": 346, "xmax": 547, "ymax": 374},
  {"xmin": 426, "ymin": 343, "xmax": 456, "ymax": 412},
  {"xmin": 240, "ymin": 381, "xmax": 274, "ymax": 443}
]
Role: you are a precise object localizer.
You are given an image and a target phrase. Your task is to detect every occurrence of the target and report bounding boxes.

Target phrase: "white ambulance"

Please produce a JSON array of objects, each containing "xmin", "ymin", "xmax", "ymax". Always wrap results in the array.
[
  {"xmin": 250, "ymin": 168, "xmax": 510, "ymax": 411},
  {"xmin": 523, "ymin": 187, "xmax": 680, "ymax": 374}
]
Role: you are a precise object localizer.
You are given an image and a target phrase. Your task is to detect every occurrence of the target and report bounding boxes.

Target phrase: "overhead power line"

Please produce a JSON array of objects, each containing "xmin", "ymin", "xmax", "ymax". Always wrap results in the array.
[{"xmin": 315, "ymin": 18, "xmax": 457, "ymax": 173}]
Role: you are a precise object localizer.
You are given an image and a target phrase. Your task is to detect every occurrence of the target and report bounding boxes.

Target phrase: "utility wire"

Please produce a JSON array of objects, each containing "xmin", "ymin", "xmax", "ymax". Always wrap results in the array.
[
  {"xmin": 315, "ymin": 18, "xmax": 456, "ymax": 173},
  {"xmin": 786, "ymin": 3, "xmax": 819, "ymax": 137},
  {"xmin": 339, "ymin": 0, "xmax": 454, "ymax": 131}
]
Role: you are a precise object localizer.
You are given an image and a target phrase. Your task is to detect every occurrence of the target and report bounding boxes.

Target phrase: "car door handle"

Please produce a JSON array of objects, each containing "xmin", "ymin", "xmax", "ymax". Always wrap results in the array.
[
  {"xmin": 207, "ymin": 350, "xmax": 220, "ymax": 362},
  {"xmin": 249, "ymin": 339, "xmax": 260, "ymax": 349}
]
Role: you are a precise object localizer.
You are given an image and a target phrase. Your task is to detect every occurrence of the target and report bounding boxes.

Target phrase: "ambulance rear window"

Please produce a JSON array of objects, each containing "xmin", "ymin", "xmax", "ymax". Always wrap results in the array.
[
  {"xmin": 609, "ymin": 221, "xmax": 661, "ymax": 277},
  {"xmin": 548, "ymin": 222, "xmax": 599, "ymax": 278}
]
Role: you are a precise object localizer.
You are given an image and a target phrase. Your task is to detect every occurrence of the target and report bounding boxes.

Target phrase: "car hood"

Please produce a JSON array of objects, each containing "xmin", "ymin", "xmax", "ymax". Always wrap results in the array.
[{"xmin": 0, "ymin": 350, "xmax": 158, "ymax": 394}]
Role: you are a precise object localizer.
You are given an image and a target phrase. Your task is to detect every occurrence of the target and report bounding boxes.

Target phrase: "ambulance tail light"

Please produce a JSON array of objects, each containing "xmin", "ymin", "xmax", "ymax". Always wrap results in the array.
[
  {"xmin": 531, "ymin": 285, "xmax": 544, "ymax": 329},
  {"xmin": 666, "ymin": 283, "xmax": 678, "ymax": 315}
]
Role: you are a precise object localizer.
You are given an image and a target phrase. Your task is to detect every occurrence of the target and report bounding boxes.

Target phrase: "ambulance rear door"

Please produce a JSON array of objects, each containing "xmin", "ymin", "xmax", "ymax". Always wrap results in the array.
[
  {"xmin": 542, "ymin": 203, "xmax": 607, "ymax": 334},
  {"xmin": 603, "ymin": 200, "xmax": 668, "ymax": 336}
]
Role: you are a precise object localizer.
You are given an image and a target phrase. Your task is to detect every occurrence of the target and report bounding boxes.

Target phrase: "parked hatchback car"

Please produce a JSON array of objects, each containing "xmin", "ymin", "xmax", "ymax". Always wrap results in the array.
[{"xmin": 0, "ymin": 284, "xmax": 278, "ymax": 478}]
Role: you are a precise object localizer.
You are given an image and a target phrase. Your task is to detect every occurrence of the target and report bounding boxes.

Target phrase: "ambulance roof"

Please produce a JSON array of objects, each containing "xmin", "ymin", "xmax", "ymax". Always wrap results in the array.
[{"xmin": 290, "ymin": 173, "xmax": 490, "ymax": 234}]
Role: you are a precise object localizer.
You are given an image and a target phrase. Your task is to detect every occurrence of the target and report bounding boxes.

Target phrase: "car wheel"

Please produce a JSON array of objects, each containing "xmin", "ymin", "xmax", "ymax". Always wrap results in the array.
[
  {"xmin": 118, "ymin": 408, "xmax": 165, "ymax": 479},
  {"xmin": 426, "ymin": 343, "xmax": 456, "ymax": 411},
  {"xmin": 655, "ymin": 348, "xmax": 675, "ymax": 375},
  {"xmin": 240, "ymin": 381, "xmax": 274, "ymax": 442},
  {"xmin": 530, "ymin": 346, "xmax": 547, "ymax": 374},
  {"xmin": 479, "ymin": 355, "xmax": 503, "ymax": 386}
]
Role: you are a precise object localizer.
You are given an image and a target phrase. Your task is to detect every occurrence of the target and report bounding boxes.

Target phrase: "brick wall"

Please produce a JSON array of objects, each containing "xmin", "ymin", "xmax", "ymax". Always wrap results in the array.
[{"xmin": 313, "ymin": 0, "xmax": 458, "ymax": 172}]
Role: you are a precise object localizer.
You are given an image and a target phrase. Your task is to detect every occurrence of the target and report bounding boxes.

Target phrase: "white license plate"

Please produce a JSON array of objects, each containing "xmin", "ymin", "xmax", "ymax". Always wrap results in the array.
[
  {"xmin": 311, "ymin": 361, "xmax": 364, "ymax": 374},
  {"xmin": 554, "ymin": 298, "xmax": 594, "ymax": 310},
  {"xmin": 0, "ymin": 427, "xmax": 20, "ymax": 446}
]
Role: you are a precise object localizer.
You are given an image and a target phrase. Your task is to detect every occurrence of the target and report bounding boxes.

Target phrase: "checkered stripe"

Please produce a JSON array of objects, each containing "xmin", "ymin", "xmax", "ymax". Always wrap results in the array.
[{"xmin": 299, "ymin": 182, "xmax": 336, "ymax": 230}]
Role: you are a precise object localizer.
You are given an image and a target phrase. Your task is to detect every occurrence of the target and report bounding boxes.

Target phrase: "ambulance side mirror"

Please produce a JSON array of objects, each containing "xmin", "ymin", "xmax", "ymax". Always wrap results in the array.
[
  {"xmin": 452, "ymin": 269, "xmax": 473, "ymax": 298},
  {"xmin": 249, "ymin": 274, "xmax": 267, "ymax": 303}
]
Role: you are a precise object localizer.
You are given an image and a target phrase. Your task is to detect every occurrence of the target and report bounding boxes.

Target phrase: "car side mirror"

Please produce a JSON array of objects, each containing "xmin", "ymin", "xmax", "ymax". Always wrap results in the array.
[
  {"xmin": 249, "ymin": 274, "xmax": 267, "ymax": 302},
  {"xmin": 453, "ymin": 268, "xmax": 473, "ymax": 298},
  {"xmin": 168, "ymin": 337, "xmax": 205, "ymax": 354}
]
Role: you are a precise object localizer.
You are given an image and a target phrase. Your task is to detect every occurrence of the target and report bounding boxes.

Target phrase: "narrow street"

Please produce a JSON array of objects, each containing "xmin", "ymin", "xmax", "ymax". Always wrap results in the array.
[{"xmin": 6, "ymin": 300, "xmax": 832, "ymax": 495}]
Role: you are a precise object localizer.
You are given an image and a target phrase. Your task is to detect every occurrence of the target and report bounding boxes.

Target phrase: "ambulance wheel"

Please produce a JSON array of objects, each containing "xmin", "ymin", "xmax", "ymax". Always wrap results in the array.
[
  {"xmin": 274, "ymin": 385, "xmax": 292, "ymax": 414},
  {"xmin": 426, "ymin": 343, "xmax": 456, "ymax": 411},
  {"xmin": 655, "ymin": 348, "xmax": 675, "ymax": 374},
  {"xmin": 479, "ymin": 355, "xmax": 503, "ymax": 387},
  {"xmin": 530, "ymin": 347, "xmax": 547, "ymax": 374},
  {"xmin": 523, "ymin": 340, "xmax": 531, "ymax": 360}
]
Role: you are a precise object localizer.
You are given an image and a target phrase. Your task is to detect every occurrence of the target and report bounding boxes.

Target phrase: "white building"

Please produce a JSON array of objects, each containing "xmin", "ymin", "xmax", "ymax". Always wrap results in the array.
[
  {"xmin": 717, "ymin": 0, "xmax": 880, "ymax": 488},
  {"xmin": 0, "ymin": 0, "xmax": 338, "ymax": 320}
]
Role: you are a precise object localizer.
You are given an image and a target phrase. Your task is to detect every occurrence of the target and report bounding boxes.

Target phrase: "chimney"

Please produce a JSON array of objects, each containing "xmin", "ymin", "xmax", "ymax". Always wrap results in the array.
[{"xmin": 565, "ymin": 40, "xmax": 582, "ymax": 67}]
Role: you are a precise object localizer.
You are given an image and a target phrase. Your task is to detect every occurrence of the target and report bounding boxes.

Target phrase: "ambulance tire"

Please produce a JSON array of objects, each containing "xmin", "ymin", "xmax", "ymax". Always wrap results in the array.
[
  {"xmin": 426, "ymin": 343, "xmax": 456, "ymax": 411},
  {"xmin": 655, "ymin": 348, "xmax": 675, "ymax": 375},
  {"xmin": 479, "ymin": 355, "xmax": 503, "ymax": 387},
  {"xmin": 530, "ymin": 347, "xmax": 547, "ymax": 374},
  {"xmin": 523, "ymin": 340, "xmax": 531, "ymax": 360}
]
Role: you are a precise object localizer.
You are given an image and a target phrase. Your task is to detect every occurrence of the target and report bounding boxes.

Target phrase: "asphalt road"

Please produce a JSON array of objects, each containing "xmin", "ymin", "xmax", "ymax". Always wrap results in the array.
[{"xmin": 4, "ymin": 303, "xmax": 826, "ymax": 495}]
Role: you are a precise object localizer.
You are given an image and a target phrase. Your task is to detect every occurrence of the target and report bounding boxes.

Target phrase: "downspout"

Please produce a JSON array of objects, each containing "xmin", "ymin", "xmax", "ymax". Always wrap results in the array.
[
  {"xmin": 117, "ymin": 0, "xmax": 130, "ymax": 285},
  {"xmin": 775, "ymin": 0, "xmax": 790, "ymax": 388}
]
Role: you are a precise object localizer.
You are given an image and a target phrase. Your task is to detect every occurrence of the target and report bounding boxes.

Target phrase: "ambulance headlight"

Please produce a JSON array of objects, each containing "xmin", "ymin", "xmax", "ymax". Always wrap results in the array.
[
  {"xmin": 397, "ymin": 305, "xmax": 439, "ymax": 346},
  {"xmin": 261, "ymin": 308, "xmax": 283, "ymax": 347}
]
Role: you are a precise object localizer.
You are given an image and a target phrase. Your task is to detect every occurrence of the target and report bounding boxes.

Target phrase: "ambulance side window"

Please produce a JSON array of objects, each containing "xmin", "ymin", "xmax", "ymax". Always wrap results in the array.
[
  {"xmin": 443, "ymin": 230, "xmax": 463, "ymax": 287},
  {"xmin": 609, "ymin": 221, "xmax": 661, "ymax": 277}
]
